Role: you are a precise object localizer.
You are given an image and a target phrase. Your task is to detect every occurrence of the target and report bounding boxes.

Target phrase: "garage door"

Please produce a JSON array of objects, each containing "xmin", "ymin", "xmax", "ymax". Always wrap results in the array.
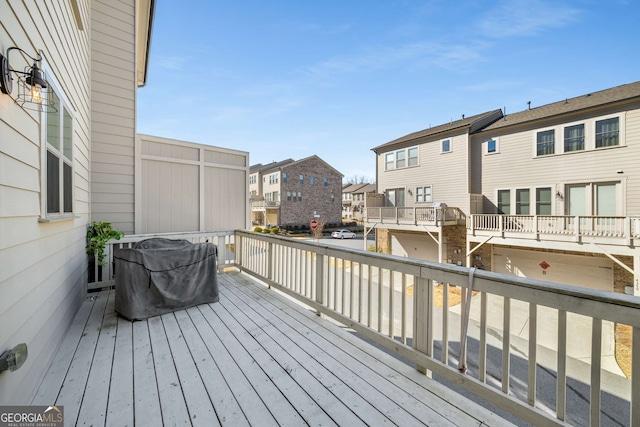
[
  {"xmin": 391, "ymin": 233, "xmax": 439, "ymax": 262},
  {"xmin": 493, "ymin": 247, "xmax": 613, "ymax": 291}
]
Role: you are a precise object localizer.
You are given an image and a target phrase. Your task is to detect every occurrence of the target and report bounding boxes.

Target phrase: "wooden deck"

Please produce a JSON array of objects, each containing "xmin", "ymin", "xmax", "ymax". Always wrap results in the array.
[{"xmin": 32, "ymin": 270, "xmax": 512, "ymax": 426}]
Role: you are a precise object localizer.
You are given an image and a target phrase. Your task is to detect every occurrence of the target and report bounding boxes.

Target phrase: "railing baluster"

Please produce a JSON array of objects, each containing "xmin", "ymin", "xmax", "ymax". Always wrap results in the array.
[
  {"xmin": 479, "ymin": 292, "xmax": 487, "ymax": 383},
  {"xmin": 401, "ymin": 274, "xmax": 407, "ymax": 344},
  {"xmin": 389, "ymin": 271, "xmax": 395, "ymax": 338},
  {"xmin": 632, "ymin": 326, "xmax": 640, "ymax": 426},
  {"xmin": 557, "ymin": 309, "xmax": 567, "ymax": 421},
  {"xmin": 358, "ymin": 262, "xmax": 363, "ymax": 323},
  {"xmin": 378, "ymin": 267, "xmax": 383, "ymax": 333},
  {"xmin": 367, "ymin": 265, "xmax": 372, "ymax": 328},
  {"xmin": 528, "ymin": 303, "xmax": 537, "ymax": 406},
  {"xmin": 342, "ymin": 258, "xmax": 347, "ymax": 314},
  {"xmin": 591, "ymin": 318, "xmax": 602, "ymax": 427},
  {"xmin": 442, "ymin": 283, "xmax": 449, "ymax": 364},
  {"xmin": 502, "ymin": 297, "xmax": 511, "ymax": 394},
  {"xmin": 349, "ymin": 261, "xmax": 355, "ymax": 318}
]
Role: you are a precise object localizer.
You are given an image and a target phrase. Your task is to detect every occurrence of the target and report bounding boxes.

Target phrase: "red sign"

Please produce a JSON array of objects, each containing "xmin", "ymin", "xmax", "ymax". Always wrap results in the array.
[
  {"xmin": 539, "ymin": 261, "xmax": 550, "ymax": 270},
  {"xmin": 310, "ymin": 220, "xmax": 318, "ymax": 229}
]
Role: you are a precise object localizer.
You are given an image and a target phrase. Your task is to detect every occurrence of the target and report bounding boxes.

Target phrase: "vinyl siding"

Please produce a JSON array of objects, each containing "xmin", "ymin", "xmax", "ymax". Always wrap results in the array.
[
  {"xmin": 377, "ymin": 130, "xmax": 471, "ymax": 212},
  {"xmin": 0, "ymin": 0, "xmax": 90, "ymax": 405},
  {"xmin": 90, "ymin": 0, "xmax": 137, "ymax": 234},
  {"xmin": 471, "ymin": 103, "xmax": 640, "ymax": 215}
]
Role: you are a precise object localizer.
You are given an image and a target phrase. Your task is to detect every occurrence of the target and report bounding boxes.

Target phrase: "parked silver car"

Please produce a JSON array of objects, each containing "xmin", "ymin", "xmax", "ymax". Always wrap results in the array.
[{"xmin": 331, "ymin": 229, "xmax": 356, "ymax": 239}]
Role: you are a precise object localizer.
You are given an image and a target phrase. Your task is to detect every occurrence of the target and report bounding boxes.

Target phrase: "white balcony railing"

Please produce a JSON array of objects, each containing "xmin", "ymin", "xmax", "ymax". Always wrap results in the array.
[
  {"xmin": 468, "ymin": 214, "xmax": 640, "ymax": 244},
  {"xmin": 94, "ymin": 230, "xmax": 640, "ymax": 426},
  {"xmin": 365, "ymin": 206, "xmax": 464, "ymax": 226},
  {"xmin": 234, "ymin": 231, "xmax": 639, "ymax": 427},
  {"xmin": 251, "ymin": 200, "xmax": 281, "ymax": 209},
  {"xmin": 88, "ymin": 230, "xmax": 235, "ymax": 290}
]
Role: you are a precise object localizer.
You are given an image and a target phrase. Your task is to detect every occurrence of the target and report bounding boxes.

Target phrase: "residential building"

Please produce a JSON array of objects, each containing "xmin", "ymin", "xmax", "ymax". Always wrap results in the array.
[
  {"xmin": 342, "ymin": 183, "xmax": 376, "ymax": 220},
  {"xmin": 366, "ymin": 82, "xmax": 640, "ymax": 295},
  {"xmin": 0, "ymin": 0, "xmax": 248, "ymax": 405},
  {"xmin": 250, "ymin": 156, "xmax": 343, "ymax": 228}
]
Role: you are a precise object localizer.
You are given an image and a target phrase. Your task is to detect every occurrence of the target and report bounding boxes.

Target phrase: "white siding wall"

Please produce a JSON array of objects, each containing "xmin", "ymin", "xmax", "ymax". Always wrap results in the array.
[
  {"xmin": 90, "ymin": 0, "xmax": 137, "ymax": 233},
  {"xmin": 377, "ymin": 130, "xmax": 471, "ymax": 213},
  {"xmin": 0, "ymin": 0, "xmax": 90, "ymax": 404},
  {"xmin": 136, "ymin": 134, "xmax": 249, "ymax": 234},
  {"xmin": 472, "ymin": 104, "xmax": 640, "ymax": 216}
]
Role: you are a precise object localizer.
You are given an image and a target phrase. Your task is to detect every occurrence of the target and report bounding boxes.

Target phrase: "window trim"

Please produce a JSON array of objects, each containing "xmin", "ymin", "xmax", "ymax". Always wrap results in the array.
[
  {"xmin": 485, "ymin": 138, "xmax": 499, "ymax": 155},
  {"xmin": 415, "ymin": 185, "xmax": 432, "ymax": 203},
  {"xmin": 535, "ymin": 128, "xmax": 555, "ymax": 157},
  {"xmin": 383, "ymin": 146, "xmax": 419, "ymax": 171},
  {"xmin": 39, "ymin": 58, "xmax": 76, "ymax": 221},
  {"xmin": 595, "ymin": 116, "xmax": 620, "ymax": 149},
  {"xmin": 441, "ymin": 139, "xmax": 451, "ymax": 154}
]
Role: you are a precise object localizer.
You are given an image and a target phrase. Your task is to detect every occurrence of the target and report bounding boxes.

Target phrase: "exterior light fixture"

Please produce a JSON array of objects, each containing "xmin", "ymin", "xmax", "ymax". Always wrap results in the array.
[
  {"xmin": 0, "ymin": 343, "xmax": 28, "ymax": 373},
  {"xmin": 0, "ymin": 47, "xmax": 54, "ymax": 111}
]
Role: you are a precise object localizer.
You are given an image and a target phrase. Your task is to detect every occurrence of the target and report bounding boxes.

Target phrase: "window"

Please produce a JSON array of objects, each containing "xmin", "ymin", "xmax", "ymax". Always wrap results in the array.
[
  {"xmin": 536, "ymin": 187, "xmax": 552, "ymax": 215},
  {"xmin": 487, "ymin": 139, "xmax": 498, "ymax": 154},
  {"xmin": 564, "ymin": 124, "xmax": 585, "ymax": 152},
  {"xmin": 385, "ymin": 153, "xmax": 394, "ymax": 170},
  {"xmin": 299, "ymin": 174, "xmax": 304, "ymax": 184},
  {"xmin": 536, "ymin": 130, "xmax": 555, "ymax": 156},
  {"xmin": 441, "ymin": 139, "xmax": 451, "ymax": 153},
  {"xmin": 395, "ymin": 150, "xmax": 406, "ymax": 168},
  {"xmin": 298, "ymin": 192, "xmax": 302, "ymax": 201},
  {"xmin": 45, "ymin": 85, "xmax": 74, "ymax": 216},
  {"xmin": 249, "ymin": 175, "xmax": 256, "ymax": 184},
  {"xmin": 324, "ymin": 177, "xmax": 328, "ymax": 186},
  {"xmin": 287, "ymin": 191, "xmax": 291, "ymax": 201},
  {"xmin": 268, "ymin": 174, "xmax": 279, "ymax": 184},
  {"xmin": 595, "ymin": 117, "xmax": 619, "ymax": 148},
  {"xmin": 310, "ymin": 176, "xmax": 315, "ymax": 186},
  {"xmin": 515, "ymin": 189, "xmax": 530, "ymax": 214},
  {"xmin": 497, "ymin": 190, "xmax": 510, "ymax": 214},
  {"xmin": 416, "ymin": 186, "xmax": 432, "ymax": 203},
  {"xmin": 282, "ymin": 172, "xmax": 287, "ymax": 183},
  {"xmin": 384, "ymin": 147, "xmax": 418, "ymax": 170},
  {"xmin": 408, "ymin": 147, "xmax": 418, "ymax": 166}
]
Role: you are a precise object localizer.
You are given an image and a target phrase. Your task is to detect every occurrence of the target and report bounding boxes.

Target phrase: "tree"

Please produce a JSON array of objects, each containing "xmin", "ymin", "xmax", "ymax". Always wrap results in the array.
[{"xmin": 345, "ymin": 175, "xmax": 371, "ymax": 185}]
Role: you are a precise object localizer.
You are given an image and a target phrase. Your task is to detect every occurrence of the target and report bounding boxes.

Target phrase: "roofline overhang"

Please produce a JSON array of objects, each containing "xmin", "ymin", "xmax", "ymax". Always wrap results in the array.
[{"xmin": 136, "ymin": 0, "xmax": 156, "ymax": 87}]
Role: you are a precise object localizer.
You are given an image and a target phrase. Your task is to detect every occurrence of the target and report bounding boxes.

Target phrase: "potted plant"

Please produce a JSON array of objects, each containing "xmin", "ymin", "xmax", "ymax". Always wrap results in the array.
[{"xmin": 86, "ymin": 221, "xmax": 124, "ymax": 282}]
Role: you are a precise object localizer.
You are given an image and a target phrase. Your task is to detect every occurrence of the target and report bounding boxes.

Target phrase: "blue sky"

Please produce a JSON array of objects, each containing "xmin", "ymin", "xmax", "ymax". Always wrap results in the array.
[{"xmin": 137, "ymin": 0, "xmax": 640, "ymax": 183}]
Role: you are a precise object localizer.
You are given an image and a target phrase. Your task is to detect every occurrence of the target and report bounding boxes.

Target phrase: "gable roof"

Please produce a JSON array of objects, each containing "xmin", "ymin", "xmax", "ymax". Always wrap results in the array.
[
  {"xmin": 282, "ymin": 155, "xmax": 344, "ymax": 177},
  {"xmin": 482, "ymin": 81, "xmax": 640, "ymax": 132},
  {"xmin": 372, "ymin": 109, "xmax": 503, "ymax": 152},
  {"xmin": 342, "ymin": 184, "xmax": 367, "ymax": 193},
  {"xmin": 250, "ymin": 159, "xmax": 295, "ymax": 174}
]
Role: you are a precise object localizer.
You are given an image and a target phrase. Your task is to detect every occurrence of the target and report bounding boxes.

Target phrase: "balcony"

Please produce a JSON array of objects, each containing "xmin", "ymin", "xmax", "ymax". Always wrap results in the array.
[
  {"xmin": 251, "ymin": 200, "xmax": 281, "ymax": 210},
  {"xmin": 364, "ymin": 206, "xmax": 465, "ymax": 228},
  {"xmin": 468, "ymin": 214, "xmax": 640, "ymax": 250},
  {"xmin": 40, "ymin": 231, "xmax": 639, "ymax": 426}
]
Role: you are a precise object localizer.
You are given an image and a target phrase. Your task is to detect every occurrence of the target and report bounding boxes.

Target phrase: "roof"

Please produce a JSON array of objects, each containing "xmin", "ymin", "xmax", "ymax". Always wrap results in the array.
[
  {"xmin": 136, "ymin": 0, "xmax": 156, "ymax": 87},
  {"xmin": 372, "ymin": 109, "xmax": 503, "ymax": 152},
  {"xmin": 281, "ymin": 155, "xmax": 344, "ymax": 177},
  {"xmin": 250, "ymin": 159, "xmax": 294, "ymax": 174},
  {"xmin": 482, "ymin": 81, "xmax": 640, "ymax": 132},
  {"xmin": 356, "ymin": 183, "xmax": 376, "ymax": 193},
  {"xmin": 342, "ymin": 184, "xmax": 367, "ymax": 193}
]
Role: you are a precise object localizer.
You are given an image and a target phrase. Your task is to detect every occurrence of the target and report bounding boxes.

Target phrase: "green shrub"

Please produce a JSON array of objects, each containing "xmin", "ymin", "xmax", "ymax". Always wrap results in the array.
[
  {"xmin": 254, "ymin": 227, "xmax": 263, "ymax": 233},
  {"xmin": 262, "ymin": 228, "xmax": 270, "ymax": 233},
  {"xmin": 271, "ymin": 227, "xmax": 279, "ymax": 234}
]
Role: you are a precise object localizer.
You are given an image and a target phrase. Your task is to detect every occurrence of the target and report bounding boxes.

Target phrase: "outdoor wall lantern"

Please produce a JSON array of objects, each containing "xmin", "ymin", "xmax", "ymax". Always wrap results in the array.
[
  {"xmin": 0, "ymin": 343, "xmax": 28, "ymax": 373},
  {"xmin": 0, "ymin": 47, "xmax": 53, "ymax": 110}
]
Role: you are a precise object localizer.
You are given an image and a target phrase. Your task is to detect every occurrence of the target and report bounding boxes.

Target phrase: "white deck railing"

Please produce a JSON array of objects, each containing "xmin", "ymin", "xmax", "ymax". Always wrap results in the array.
[
  {"xmin": 235, "ymin": 230, "xmax": 639, "ymax": 427},
  {"xmin": 88, "ymin": 231, "xmax": 235, "ymax": 290},
  {"xmin": 91, "ymin": 229, "xmax": 639, "ymax": 426},
  {"xmin": 469, "ymin": 214, "xmax": 640, "ymax": 243},
  {"xmin": 365, "ymin": 206, "xmax": 464, "ymax": 226}
]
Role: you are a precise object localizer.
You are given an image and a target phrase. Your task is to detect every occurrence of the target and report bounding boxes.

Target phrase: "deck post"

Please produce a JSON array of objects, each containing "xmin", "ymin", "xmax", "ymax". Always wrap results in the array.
[
  {"xmin": 413, "ymin": 270, "xmax": 433, "ymax": 377},
  {"xmin": 236, "ymin": 233, "xmax": 243, "ymax": 267}
]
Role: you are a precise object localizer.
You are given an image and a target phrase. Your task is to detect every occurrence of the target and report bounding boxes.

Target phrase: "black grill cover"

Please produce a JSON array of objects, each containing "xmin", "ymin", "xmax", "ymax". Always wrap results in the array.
[{"xmin": 114, "ymin": 238, "xmax": 218, "ymax": 320}]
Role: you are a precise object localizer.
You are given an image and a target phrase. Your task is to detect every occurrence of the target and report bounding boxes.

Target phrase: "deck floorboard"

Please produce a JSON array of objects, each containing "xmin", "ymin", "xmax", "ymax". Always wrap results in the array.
[{"xmin": 35, "ymin": 270, "xmax": 513, "ymax": 427}]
